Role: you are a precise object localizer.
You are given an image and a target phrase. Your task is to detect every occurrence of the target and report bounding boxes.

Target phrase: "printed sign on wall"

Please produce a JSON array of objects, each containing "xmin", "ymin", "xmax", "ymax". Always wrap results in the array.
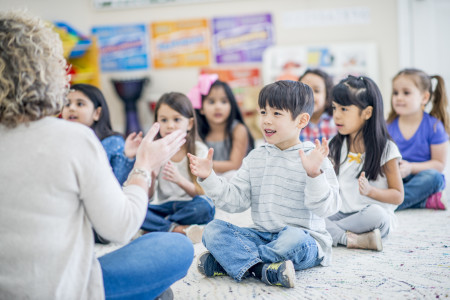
[
  {"xmin": 212, "ymin": 13, "xmax": 274, "ymax": 64},
  {"xmin": 201, "ymin": 67, "xmax": 263, "ymax": 139},
  {"xmin": 92, "ymin": 24, "xmax": 150, "ymax": 72},
  {"xmin": 262, "ymin": 43, "xmax": 379, "ymax": 85},
  {"xmin": 151, "ymin": 19, "xmax": 211, "ymax": 68}
]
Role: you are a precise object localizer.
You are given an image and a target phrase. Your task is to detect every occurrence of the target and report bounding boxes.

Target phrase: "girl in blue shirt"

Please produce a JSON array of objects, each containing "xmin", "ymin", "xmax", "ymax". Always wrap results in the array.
[
  {"xmin": 63, "ymin": 84, "xmax": 142, "ymax": 186},
  {"xmin": 387, "ymin": 69, "xmax": 449, "ymax": 210},
  {"xmin": 62, "ymin": 84, "xmax": 143, "ymax": 244}
]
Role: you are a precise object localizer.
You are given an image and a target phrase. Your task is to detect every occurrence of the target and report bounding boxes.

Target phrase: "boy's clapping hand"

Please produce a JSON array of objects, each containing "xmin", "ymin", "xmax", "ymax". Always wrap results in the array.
[
  {"xmin": 299, "ymin": 138, "xmax": 329, "ymax": 178},
  {"xmin": 188, "ymin": 148, "xmax": 214, "ymax": 179}
]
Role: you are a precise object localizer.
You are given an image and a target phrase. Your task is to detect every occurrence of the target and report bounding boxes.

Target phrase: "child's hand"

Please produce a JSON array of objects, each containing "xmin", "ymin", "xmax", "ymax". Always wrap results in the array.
[
  {"xmin": 162, "ymin": 161, "xmax": 183, "ymax": 184},
  {"xmin": 399, "ymin": 160, "xmax": 412, "ymax": 178},
  {"xmin": 358, "ymin": 172, "xmax": 373, "ymax": 196},
  {"xmin": 188, "ymin": 148, "xmax": 214, "ymax": 179},
  {"xmin": 124, "ymin": 131, "xmax": 143, "ymax": 158},
  {"xmin": 299, "ymin": 138, "xmax": 329, "ymax": 178}
]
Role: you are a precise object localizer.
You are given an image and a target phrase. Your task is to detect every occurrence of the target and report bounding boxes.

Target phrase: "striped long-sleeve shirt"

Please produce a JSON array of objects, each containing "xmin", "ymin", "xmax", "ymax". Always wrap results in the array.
[{"xmin": 199, "ymin": 142, "xmax": 341, "ymax": 266}]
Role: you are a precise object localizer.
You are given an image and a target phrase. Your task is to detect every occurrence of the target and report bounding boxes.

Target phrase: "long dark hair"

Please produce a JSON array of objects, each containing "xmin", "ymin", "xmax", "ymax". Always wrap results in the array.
[
  {"xmin": 70, "ymin": 84, "xmax": 120, "ymax": 141},
  {"xmin": 329, "ymin": 75, "xmax": 391, "ymax": 180},
  {"xmin": 299, "ymin": 68, "xmax": 334, "ymax": 115},
  {"xmin": 155, "ymin": 92, "xmax": 203, "ymax": 194},
  {"xmin": 195, "ymin": 80, "xmax": 254, "ymax": 152}
]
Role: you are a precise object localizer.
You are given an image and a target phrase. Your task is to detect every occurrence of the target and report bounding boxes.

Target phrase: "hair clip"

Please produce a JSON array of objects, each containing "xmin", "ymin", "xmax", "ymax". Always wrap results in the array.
[
  {"xmin": 360, "ymin": 76, "xmax": 364, "ymax": 80},
  {"xmin": 187, "ymin": 74, "xmax": 219, "ymax": 109}
]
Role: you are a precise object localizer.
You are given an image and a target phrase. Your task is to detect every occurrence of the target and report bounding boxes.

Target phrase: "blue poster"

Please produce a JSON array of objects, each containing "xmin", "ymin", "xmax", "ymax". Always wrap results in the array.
[{"xmin": 92, "ymin": 24, "xmax": 150, "ymax": 71}]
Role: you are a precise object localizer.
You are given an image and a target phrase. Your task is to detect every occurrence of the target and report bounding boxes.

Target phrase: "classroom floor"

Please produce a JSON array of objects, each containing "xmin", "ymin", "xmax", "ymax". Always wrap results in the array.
[{"xmin": 96, "ymin": 207, "xmax": 450, "ymax": 299}]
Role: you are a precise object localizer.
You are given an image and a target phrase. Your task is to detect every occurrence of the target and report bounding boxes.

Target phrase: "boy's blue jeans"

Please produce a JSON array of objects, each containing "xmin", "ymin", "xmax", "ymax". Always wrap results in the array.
[
  {"xmin": 99, "ymin": 232, "xmax": 194, "ymax": 299},
  {"xmin": 141, "ymin": 195, "xmax": 215, "ymax": 232},
  {"xmin": 202, "ymin": 219, "xmax": 322, "ymax": 281},
  {"xmin": 397, "ymin": 169, "xmax": 445, "ymax": 210}
]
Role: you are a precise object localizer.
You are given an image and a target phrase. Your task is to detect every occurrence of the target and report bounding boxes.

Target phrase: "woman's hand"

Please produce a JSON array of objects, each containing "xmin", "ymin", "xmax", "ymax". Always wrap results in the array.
[
  {"xmin": 134, "ymin": 123, "xmax": 186, "ymax": 173},
  {"xmin": 124, "ymin": 131, "xmax": 143, "ymax": 158},
  {"xmin": 188, "ymin": 148, "xmax": 214, "ymax": 180},
  {"xmin": 299, "ymin": 138, "xmax": 329, "ymax": 178}
]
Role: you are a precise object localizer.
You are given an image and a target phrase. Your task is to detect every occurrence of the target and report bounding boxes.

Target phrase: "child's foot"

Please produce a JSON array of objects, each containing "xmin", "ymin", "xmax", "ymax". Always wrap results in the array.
[
  {"xmin": 197, "ymin": 251, "xmax": 228, "ymax": 277},
  {"xmin": 346, "ymin": 228, "xmax": 382, "ymax": 251},
  {"xmin": 261, "ymin": 260, "xmax": 295, "ymax": 288},
  {"xmin": 425, "ymin": 191, "xmax": 447, "ymax": 210},
  {"xmin": 183, "ymin": 225, "xmax": 203, "ymax": 244}
]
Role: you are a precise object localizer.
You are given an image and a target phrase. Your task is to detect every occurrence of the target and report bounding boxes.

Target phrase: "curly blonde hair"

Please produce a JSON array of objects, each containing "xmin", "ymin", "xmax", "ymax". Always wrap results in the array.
[{"xmin": 0, "ymin": 11, "xmax": 69, "ymax": 128}]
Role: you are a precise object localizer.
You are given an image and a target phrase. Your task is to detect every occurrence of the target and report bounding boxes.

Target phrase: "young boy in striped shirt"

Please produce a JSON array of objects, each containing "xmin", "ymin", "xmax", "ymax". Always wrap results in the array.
[{"xmin": 188, "ymin": 80, "xmax": 341, "ymax": 288}]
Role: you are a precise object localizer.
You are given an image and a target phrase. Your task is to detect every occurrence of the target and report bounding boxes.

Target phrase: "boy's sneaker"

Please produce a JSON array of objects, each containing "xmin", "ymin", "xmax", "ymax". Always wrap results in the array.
[
  {"xmin": 261, "ymin": 260, "xmax": 295, "ymax": 288},
  {"xmin": 425, "ymin": 191, "xmax": 447, "ymax": 210},
  {"xmin": 197, "ymin": 251, "xmax": 228, "ymax": 277},
  {"xmin": 346, "ymin": 228, "xmax": 383, "ymax": 251},
  {"xmin": 183, "ymin": 225, "xmax": 203, "ymax": 244}
]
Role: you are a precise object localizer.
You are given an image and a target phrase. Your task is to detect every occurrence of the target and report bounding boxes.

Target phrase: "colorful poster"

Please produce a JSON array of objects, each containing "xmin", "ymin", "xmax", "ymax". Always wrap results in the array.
[
  {"xmin": 212, "ymin": 13, "xmax": 274, "ymax": 64},
  {"xmin": 201, "ymin": 67, "xmax": 263, "ymax": 139},
  {"xmin": 92, "ymin": 24, "xmax": 150, "ymax": 72},
  {"xmin": 151, "ymin": 19, "xmax": 210, "ymax": 68}
]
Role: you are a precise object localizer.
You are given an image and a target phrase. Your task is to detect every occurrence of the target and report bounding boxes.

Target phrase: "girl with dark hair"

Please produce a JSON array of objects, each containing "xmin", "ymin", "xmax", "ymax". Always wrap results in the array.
[
  {"xmin": 299, "ymin": 69, "xmax": 337, "ymax": 142},
  {"xmin": 189, "ymin": 75, "xmax": 254, "ymax": 179},
  {"xmin": 62, "ymin": 84, "xmax": 142, "ymax": 185},
  {"xmin": 141, "ymin": 92, "xmax": 215, "ymax": 243},
  {"xmin": 387, "ymin": 68, "xmax": 449, "ymax": 210},
  {"xmin": 326, "ymin": 75, "xmax": 404, "ymax": 251}
]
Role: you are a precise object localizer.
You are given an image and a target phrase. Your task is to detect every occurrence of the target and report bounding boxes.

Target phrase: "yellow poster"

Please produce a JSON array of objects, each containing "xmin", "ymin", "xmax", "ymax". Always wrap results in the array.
[{"xmin": 151, "ymin": 19, "xmax": 210, "ymax": 68}]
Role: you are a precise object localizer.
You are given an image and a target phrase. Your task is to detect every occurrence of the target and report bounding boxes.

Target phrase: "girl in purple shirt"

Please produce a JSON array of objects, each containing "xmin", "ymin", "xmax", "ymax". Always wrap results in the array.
[{"xmin": 387, "ymin": 68, "xmax": 449, "ymax": 210}]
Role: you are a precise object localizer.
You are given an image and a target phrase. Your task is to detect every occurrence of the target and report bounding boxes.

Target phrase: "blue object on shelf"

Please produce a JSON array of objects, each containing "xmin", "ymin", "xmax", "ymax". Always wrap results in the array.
[
  {"xmin": 54, "ymin": 21, "xmax": 91, "ymax": 59},
  {"xmin": 70, "ymin": 39, "xmax": 92, "ymax": 58}
]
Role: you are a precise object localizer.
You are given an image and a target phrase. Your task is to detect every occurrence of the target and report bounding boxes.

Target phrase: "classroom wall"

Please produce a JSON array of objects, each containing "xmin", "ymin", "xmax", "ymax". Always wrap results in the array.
[{"xmin": 2, "ymin": 0, "xmax": 399, "ymax": 133}]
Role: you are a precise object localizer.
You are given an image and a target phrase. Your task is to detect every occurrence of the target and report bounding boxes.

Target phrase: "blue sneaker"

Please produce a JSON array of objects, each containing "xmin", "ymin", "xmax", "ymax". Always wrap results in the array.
[
  {"xmin": 261, "ymin": 260, "xmax": 295, "ymax": 288},
  {"xmin": 197, "ymin": 251, "xmax": 228, "ymax": 277}
]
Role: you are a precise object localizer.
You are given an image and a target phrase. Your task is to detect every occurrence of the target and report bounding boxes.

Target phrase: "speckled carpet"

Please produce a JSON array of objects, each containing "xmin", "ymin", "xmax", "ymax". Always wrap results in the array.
[{"xmin": 96, "ymin": 207, "xmax": 450, "ymax": 299}]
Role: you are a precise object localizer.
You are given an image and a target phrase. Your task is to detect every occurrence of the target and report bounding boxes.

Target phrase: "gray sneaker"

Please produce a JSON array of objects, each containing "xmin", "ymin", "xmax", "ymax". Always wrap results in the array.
[
  {"xmin": 261, "ymin": 260, "xmax": 295, "ymax": 288},
  {"xmin": 197, "ymin": 251, "xmax": 228, "ymax": 277}
]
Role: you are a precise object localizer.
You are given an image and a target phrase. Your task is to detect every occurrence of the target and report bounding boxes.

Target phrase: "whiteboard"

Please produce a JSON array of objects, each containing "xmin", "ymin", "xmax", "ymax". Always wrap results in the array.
[{"xmin": 262, "ymin": 42, "xmax": 379, "ymax": 86}]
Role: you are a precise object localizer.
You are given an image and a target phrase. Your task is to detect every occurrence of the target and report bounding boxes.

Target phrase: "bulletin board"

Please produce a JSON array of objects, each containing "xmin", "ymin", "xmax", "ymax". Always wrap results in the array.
[
  {"xmin": 150, "ymin": 19, "xmax": 211, "ymax": 68},
  {"xmin": 92, "ymin": 24, "xmax": 150, "ymax": 72}
]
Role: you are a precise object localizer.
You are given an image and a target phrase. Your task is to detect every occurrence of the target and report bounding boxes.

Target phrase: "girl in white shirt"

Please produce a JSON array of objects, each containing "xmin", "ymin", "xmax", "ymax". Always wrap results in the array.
[
  {"xmin": 141, "ymin": 92, "xmax": 215, "ymax": 243},
  {"xmin": 326, "ymin": 75, "xmax": 404, "ymax": 251}
]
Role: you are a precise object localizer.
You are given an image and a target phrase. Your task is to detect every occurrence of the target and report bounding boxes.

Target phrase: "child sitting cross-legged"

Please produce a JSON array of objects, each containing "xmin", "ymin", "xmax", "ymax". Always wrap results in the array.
[{"xmin": 187, "ymin": 80, "xmax": 341, "ymax": 288}]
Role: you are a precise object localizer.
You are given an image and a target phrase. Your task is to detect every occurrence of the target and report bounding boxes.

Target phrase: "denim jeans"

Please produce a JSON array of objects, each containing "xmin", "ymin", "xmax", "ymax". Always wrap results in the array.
[
  {"xmin": 141, "ymin": 195, "xmax": 215, "ymax": 232},
  {"xmin": 202, "ymin": 219, "xmax": 322, "ymax": 281},
  {"xmin": 397, "ymin": 169, "xmax": 445, "ymax": 210},
  {"xmin": 325, "ymin": 204, "xmax": 390, "ymax": 246},
  {"xmin": 99, "ymin": 232, "xmax": 194, "ymax": 300}
]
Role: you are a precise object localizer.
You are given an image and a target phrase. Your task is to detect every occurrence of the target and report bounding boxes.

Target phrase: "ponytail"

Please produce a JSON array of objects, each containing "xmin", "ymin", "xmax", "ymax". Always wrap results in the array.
[{"xmin": 429, "ymin": 75, "xmax": 450, "ymax": 134}]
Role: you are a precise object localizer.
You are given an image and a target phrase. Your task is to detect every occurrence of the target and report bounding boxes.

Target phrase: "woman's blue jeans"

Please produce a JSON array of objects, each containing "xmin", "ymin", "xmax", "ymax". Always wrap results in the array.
[
  {"xmin": 99, "ymin": 232, "xmax": 194, "ymax": 299},
  {"xmin": 141, "ymin": 195, "xmax": 215, "ymax": 232},
  {"xmin": 397, "ymin": 169, "xmax": 445, "ymax": 210},
  {"xmin": 202, "ymin": 219, "xmax": 322, "ymax": 281}
]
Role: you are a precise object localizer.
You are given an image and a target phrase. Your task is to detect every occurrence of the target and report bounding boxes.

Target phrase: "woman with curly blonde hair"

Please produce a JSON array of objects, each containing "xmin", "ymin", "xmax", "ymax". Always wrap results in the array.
[{"xmin": 0, "ymin": 11, "xmax": 192, "ymax": 300}]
